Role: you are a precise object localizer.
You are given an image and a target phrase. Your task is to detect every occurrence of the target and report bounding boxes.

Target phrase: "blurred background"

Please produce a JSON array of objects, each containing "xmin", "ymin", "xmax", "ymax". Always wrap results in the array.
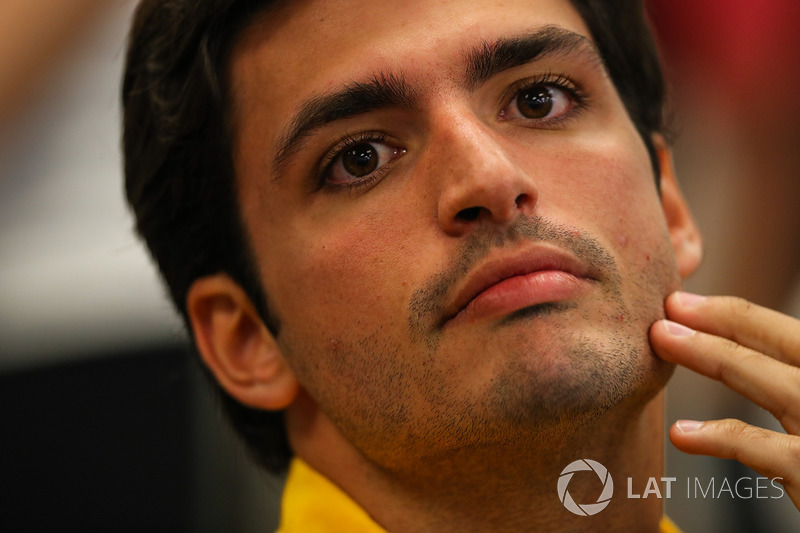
[{"xmin": 1, "ymin": 1, "xmax": 798, "ymax": 531}]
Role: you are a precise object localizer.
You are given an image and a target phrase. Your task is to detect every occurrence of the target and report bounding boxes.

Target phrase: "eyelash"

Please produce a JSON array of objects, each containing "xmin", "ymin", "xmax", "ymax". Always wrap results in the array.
[
  {"xmin": 317, "ymin": 130, "xmax": 398, "ymax": 193},
  {"xmin": 502, "ymin": 71, "xmax": 588, "ymax": 125}
]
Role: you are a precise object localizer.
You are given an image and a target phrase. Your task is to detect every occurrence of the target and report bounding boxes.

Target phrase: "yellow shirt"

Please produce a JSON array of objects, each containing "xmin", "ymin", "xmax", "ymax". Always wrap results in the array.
[{"xmin": 278, "ymin": 458, "xmax": 682, "ymax": 533}]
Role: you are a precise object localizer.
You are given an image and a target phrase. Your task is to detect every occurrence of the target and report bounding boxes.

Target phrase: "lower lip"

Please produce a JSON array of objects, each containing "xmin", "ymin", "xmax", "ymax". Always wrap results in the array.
[{"xmin": 451, "ymin": 270, "xmax": 591, "ymax": 326}]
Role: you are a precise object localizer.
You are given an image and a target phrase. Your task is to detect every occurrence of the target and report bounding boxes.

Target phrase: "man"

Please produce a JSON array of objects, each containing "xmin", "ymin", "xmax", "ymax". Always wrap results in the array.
[{"xmin": 122, "ymin": 0, "xmax": 800, "ymax": 530}]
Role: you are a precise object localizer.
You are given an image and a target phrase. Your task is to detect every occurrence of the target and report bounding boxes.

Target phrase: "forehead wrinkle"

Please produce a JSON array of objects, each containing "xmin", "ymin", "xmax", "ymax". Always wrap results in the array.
[
  {"xmin": 272, "ymin": 71, "xmax": 417, "ymax": 181},
  {"xmin": 463, "ymin": 25, "xmax": 604, "ymax": 90}
]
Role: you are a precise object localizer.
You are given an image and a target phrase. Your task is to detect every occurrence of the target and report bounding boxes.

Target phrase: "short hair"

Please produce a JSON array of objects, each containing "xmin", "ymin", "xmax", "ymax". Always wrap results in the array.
[{"xmin": 122, "ymin": 0, "xmax": 665, "ymax": 474}]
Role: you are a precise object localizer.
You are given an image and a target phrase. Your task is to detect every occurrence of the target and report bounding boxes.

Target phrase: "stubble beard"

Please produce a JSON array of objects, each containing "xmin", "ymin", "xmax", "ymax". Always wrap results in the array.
[
  {"xmin": 283, "ymin": 215, "xmax": 679, "ymax": 474},
  {"xmin": 398, "ymin": 215, "xmax": 679, "ymax": 462}
]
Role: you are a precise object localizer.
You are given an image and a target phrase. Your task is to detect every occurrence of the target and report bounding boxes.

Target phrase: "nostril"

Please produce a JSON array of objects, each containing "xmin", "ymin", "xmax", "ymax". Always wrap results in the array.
[
  {"xmin": 515, "ymin": 193, "xmax": 529, "ymax": 208},
  {"xmin": 456, "ymin": 206, "xmax": 482, "ymax": 221}
]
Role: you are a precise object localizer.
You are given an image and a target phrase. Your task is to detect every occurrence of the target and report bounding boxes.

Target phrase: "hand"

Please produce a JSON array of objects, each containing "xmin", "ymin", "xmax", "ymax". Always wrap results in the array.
[{"xmin": 650, "ymin": 291, "xmax": 800, "ymax": 510}]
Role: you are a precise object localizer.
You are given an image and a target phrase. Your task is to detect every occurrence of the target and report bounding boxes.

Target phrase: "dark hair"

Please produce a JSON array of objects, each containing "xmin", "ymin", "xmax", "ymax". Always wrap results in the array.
[{"xmin": 122, "ymin": 0, "xmax": 666, "ymax": 474}]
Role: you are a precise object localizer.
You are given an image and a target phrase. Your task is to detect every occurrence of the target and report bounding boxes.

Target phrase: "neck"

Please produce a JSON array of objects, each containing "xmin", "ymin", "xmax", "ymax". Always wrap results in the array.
[{"xmin": 288, "ymin": 389, "xmax": 666, "ymax": 532}]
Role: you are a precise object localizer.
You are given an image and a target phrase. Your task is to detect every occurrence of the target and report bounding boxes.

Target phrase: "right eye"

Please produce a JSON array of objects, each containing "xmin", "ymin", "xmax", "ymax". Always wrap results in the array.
[{"xmin": 325, "ymin": 139, "xmax": 406, "ymax": 186}]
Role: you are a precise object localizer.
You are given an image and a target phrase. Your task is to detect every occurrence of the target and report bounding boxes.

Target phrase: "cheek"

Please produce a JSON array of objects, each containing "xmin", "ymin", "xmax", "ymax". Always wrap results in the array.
[
  {"xmin": 259, "ymin": 195, "xmax": 430, "ymax": 335},
  {"xmin": 540, "ymin": 132, "xmax": 668, "ymax": 262}
]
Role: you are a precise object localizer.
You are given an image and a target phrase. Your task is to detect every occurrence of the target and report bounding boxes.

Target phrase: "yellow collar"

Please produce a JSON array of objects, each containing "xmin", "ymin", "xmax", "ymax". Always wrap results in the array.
[
  {"xmin": 278, "ymin": 457, "xmax": 681, "ymax": 533},
  {"xmin": 278, "ymin": 458, "xmax": 385, "ymax": 532}
]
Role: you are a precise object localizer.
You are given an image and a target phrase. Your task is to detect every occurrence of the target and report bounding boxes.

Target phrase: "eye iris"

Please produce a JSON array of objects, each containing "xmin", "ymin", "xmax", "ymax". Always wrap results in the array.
[
  {"xmin": 342, "ymin": 143, "xmax": 379, "ymax": 177},
  {"xmin": 518, "ymin": 86, "xmax": 553, "ymax": 118}
]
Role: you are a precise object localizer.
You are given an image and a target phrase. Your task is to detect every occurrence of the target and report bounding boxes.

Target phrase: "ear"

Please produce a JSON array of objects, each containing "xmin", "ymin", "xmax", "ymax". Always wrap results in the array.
[
  {"xmin": 186, "ymin": 274, "xmax": 298, "ymax": 410},
  {"xmin": 654, "ymin": 134, "xmax": 703, "ymax": 279}
]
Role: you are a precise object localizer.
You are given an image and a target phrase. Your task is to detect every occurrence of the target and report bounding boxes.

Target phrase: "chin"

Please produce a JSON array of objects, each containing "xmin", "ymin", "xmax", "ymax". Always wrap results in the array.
[{"xmin": 474, "ymin": 328, "xmax": 670, "ymax": 440}]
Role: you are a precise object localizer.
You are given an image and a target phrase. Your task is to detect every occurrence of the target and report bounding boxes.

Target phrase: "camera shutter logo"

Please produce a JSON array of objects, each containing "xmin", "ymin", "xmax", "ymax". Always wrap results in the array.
[{"xmin": 558, "ymin": 459, "xmax": 614, "ymax": 516}]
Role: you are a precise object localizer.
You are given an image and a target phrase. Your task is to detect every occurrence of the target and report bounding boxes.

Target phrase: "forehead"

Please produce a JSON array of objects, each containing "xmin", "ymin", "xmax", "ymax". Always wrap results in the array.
[
  {"xmin": 233, "ymin": 0, "xmax": 590, "ymax": 69},
  {"xmin": 228, "ymin": 0, "xmax": 592, "ymax": 139}
]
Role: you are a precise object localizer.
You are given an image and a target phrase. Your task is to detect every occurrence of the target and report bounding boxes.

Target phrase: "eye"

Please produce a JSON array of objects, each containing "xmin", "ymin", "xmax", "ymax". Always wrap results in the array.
[
  {"xmin": 502, "ymin": 83, "xmax": 575, "ymax": 122},
  {"xmin": 325, "ymin": 138, "xmax": 405, "ymax": 186}
]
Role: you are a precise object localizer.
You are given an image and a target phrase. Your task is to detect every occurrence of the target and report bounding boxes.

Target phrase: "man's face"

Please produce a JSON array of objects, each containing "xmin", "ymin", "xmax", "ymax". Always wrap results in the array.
[{"xmin": 230, "ymin": 0, "xmax": 682, "ymax": 468}]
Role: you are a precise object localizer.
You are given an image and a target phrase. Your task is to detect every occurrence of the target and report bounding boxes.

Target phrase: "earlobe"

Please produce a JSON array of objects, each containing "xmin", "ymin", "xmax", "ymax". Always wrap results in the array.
[
  {"xmin": 187, "ymin": 274, "xmax": 298, "ymax": 410},
  {"xmin": 654, "ymin": 135, "xmax": 703, "ymax": 279}
]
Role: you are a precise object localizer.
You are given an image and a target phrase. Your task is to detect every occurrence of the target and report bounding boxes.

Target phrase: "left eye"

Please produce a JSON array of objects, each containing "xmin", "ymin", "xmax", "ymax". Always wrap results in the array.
[
  {"xmin": 503, "ymin": 84, "xmax": 573, "ymax": 121},
  {"xmin": 327, "ymin": 141, "xmax": 404, "ymax": 184}
]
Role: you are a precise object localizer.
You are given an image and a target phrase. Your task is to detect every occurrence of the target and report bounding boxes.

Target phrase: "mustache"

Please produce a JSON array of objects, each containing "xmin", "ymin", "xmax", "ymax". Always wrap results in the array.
[{"xmin": 407, "ymin": 215, "xmax": 619, "ymax": 340}]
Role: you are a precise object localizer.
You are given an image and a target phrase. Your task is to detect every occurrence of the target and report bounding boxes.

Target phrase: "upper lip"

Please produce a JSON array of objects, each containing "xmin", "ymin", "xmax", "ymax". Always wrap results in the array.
[{"xmin": 440, "ymin": 244, "xmax": 599, "ymax": 326}]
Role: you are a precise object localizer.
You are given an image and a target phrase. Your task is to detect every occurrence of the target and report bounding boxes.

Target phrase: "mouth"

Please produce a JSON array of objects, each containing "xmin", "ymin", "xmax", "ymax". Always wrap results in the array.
[{"xmin": 440, "ymin": 245, "xmax": 600, "ymax": 328}]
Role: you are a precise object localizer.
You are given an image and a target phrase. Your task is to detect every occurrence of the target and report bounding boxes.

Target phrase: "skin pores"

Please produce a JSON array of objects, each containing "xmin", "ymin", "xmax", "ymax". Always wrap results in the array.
[{"xmin": 228, "ymin": 0, "xmax": 683, "ymax": 476}]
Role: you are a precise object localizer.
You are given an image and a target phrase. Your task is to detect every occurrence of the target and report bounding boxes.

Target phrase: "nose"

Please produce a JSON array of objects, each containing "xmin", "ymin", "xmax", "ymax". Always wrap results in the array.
[{"xmin": 432, "ymin": 118, "xmax": 538, "ymax": 236}]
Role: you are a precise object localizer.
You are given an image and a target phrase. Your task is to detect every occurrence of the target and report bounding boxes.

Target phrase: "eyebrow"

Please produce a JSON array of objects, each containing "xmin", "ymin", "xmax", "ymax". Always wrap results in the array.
[
  {"xmin": 273, "ymin": 73, "xmax": 416, "ymax": 176},
  {"xmin": 272, "ymin": 26, "xmax": 601, "ymax": 178},
  {"xmin": 464, "ymin": 26, "xmax": 600, "ymax": 89}
]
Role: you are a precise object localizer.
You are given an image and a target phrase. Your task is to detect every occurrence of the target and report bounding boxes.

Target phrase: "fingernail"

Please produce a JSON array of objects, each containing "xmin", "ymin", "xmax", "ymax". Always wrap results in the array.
[
  {"xmin": 663, "ymin": 319, "xmax": 696, "ymax": 337},
  {"xmin": 675, "ymin": 419, "xmax": 704, "ymax": 433},
  {"xmin": 677, "ymin": 291, "xmax": 706, "ymax": 307}
]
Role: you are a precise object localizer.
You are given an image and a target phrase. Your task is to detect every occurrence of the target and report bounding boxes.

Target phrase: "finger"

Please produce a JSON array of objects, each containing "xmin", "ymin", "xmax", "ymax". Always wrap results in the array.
[
  {"xmin": 669, "ymin": 418, "xmax": 800, "ymax": 509},
  {"xmin": 650, "ymin": 319, "xmax": 800, "ymax": 434},
  {"xmin": 664, "ymin": 292, "xmax": 800, "ymax": 365}
]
